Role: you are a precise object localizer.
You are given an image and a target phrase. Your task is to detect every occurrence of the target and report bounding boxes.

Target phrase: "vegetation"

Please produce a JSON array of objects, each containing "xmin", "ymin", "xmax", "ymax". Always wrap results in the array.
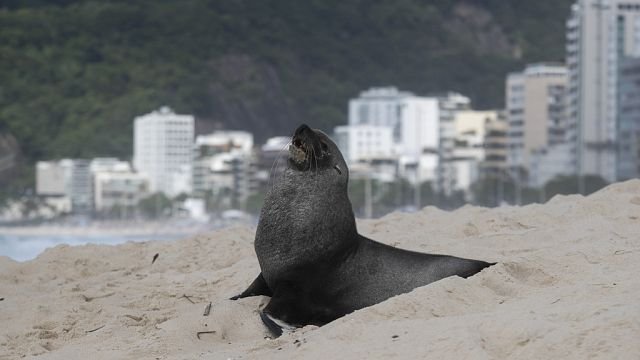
[
  {"xmin": 543, "ymin": 175, "xmax": 609, "ymax": 199},
  {"xmin": 137, "ymin": 192, "xmax": 172, "ymax": 219},
  {"xmin": 0, "ymin": 0, "xmax": 574, "ymax": 196},
  {"xmin": 344, "ymin": 174, "xmax": 609, "ymax": 218}
]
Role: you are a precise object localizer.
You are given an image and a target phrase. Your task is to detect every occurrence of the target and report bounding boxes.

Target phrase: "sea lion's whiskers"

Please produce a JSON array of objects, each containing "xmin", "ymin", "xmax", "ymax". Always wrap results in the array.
[
  {"xmin": 313, "ymin": 146, "xmax": 319, "ymax": 191},
  {"xmin": 306, "ymin": 148, "xmax": 312, "ymax": 172},
  {"xmin": 268, "ymin": 143, "xmax": 284, "ymax": 187},
  {"xmin": 269, "ymin": 140, "xmax": 291, "ymax": 189},
  {"xmin": 277, "ymin": 140, "xmax": 292, "ymax": 184}
]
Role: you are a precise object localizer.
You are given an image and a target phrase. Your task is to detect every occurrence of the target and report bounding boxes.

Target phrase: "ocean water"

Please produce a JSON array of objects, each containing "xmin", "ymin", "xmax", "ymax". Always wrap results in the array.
[{"xmin": 0, "ymin": 233, "xmax": 188, "ymax": 262}]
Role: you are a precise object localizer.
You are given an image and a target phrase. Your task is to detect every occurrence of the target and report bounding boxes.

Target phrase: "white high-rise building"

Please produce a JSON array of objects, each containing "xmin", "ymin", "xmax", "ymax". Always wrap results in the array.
[
  {"xmin": 133, "ymin": 107, "xmax": 194, "ymax": 197},
  {"xmin": 567, "ymin": 0, "xmax": 640, "ymax": 182},
  {"xmin": 347, "ymin": 87, "xmax": 440, "ymax": 159},
  {"xmin": 348, "ymin": 87, "xmax": 414, "ymax": 140},
  {"xmin": 343, "ymin": 87, "xmax": 440, "ymax": 186},
  {"xmin": 398, "ymin": 96, "xmax": 441, "ymax": 159},
  {"xmin": 333, "ymin": 125, "xmax": 393, "ymax": 163}
]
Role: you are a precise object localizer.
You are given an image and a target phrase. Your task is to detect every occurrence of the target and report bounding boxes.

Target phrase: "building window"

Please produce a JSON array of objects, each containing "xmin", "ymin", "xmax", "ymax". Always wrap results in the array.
[{"xmin": 358, "ymin": 104, "xmax": 370, "ymax": 125}]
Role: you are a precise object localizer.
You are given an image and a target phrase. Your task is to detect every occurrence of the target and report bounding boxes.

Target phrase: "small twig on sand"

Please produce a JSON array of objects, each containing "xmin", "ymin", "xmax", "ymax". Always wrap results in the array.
[
  {"xmin": 614, "ymin": 249, "xmax": 633, "ymax": 255},
  {"xmin": 196, "ymin": 330, "xmax": 216, "ymax": 340},
  {"xmin": 124, "ymin": 314, "xmax": 143, "ymax": 322},
  {"xmin": 203, "ymin": 302, "xmax": 212, "ymax": 316},
  {"xmin": 576, "ymin": 251, "xmax": 599, "ymax": 264},
  {"xmin": 86, "ymin": 325, "xmax": 105, "ymax": 333},
  {"xmin": 182, "ymin": 294, "xmax": 196, "ymax": 304},
  {"xmin": 82, "ymin": 292, "xmax": 115, "ymax": 302}
]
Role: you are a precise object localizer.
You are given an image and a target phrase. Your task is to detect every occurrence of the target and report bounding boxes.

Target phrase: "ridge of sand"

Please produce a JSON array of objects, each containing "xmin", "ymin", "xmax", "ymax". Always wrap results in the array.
[{"xmin": 1, "ymin": 180, "xmax": 639, "ymax": 359}]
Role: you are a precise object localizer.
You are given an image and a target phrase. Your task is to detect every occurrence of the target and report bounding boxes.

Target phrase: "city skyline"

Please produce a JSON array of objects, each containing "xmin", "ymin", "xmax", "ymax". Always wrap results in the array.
[{"xmin": 4, "ymin": 0, "xmax": 639, "ymax": 222}]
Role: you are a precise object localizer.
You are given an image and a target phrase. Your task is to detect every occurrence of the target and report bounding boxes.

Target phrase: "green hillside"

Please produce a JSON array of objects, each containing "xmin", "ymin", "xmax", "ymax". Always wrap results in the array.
[{"xmin": 0, "ymin": 0, "xmax": 573, "ymax": 193}]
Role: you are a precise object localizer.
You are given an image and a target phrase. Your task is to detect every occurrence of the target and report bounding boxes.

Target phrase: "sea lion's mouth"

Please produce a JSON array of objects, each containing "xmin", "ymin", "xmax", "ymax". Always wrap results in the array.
[
  {"xmin": 288, "ymin": 124, "xmax": 328, "ymax": 169},
  {"xmin": 289, "ymin": 138, "xmax": 307, "ymax": 164}
]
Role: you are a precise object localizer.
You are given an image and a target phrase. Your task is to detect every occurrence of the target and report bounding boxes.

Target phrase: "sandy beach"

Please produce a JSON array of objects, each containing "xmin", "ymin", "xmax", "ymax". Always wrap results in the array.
[{"xmin": 1, "ymin": 180, "xmax": 639, "ymax": 359}]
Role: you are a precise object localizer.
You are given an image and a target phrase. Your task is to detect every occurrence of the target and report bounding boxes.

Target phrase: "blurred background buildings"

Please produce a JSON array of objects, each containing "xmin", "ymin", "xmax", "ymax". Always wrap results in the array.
[{"xmin": 1, "ymin": 0, "xmax": 639, "ymax": 222}]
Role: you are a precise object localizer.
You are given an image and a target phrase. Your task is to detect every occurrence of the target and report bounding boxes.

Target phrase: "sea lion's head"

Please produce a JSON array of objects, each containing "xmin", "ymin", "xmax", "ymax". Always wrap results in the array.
[{"xmin": 288, "ymin": 124, "xmax": 348, "ymax": 179}]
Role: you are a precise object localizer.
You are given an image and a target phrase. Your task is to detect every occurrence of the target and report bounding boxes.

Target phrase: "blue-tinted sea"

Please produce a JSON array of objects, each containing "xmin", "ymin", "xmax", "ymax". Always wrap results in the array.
[{"xmin": 0, "ymin": 232, "xmax": 189, "ymax": 262}]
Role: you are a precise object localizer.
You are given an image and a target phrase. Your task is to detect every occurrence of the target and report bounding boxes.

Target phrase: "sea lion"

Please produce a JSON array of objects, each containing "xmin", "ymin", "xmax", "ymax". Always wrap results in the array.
[{"xmin": 231, "ymin": 124, "xmax": 494, "ymax": 336}]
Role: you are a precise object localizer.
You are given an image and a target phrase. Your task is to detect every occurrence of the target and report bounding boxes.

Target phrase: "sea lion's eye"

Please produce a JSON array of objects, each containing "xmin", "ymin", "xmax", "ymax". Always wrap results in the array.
[{"xmin": 321, "ymin": 142, "xmax": 329, "ymax": 152}]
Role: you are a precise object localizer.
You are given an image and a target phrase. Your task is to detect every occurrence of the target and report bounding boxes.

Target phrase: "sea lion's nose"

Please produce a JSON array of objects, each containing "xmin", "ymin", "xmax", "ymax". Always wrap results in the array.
[{"xmin": 294, "ymin": 124, "xmax": 312, "ymax": 137}]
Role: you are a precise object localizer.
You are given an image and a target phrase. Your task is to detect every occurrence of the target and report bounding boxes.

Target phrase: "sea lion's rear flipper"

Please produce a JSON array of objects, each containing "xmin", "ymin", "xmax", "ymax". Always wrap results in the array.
[
  {"xmin": 229, "ymin": 273, "xmax": 272, "ymax": 300},
  {"xmin": 455, "ymin": 259, "xmax": 496, "ymax": 279}
]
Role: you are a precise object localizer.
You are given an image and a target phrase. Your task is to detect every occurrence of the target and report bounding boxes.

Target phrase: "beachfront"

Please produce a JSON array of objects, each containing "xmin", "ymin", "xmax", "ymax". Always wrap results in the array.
[{"xmin": 1, "ymin": 180, "xmax": 639, "ymax": 359}]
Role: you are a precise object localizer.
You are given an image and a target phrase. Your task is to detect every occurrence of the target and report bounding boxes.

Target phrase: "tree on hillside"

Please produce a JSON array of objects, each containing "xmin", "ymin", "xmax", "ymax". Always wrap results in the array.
[
  {"xmin": 138, "ymin": 192, "xmax": 172, "ymax": 219},
  {"xmin": 544, "ymin": 175, "xmax": 609, "ymax": 200}
]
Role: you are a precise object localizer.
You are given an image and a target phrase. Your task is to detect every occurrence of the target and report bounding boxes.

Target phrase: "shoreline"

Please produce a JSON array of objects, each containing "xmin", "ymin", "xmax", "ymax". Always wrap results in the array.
[
  {"xmin": 0, "ymin": 225, "xmax": 203, "ymax": 237},
  {"xmin": 0, "ymin": 219, "xmax": 253, "ymax": 237}
]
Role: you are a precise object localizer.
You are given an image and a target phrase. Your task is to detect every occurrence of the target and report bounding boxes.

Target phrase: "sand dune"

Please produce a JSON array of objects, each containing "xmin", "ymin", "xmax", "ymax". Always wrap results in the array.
[{"xmin": 1, "ymin": 180, "xmax": 639, "ymax": 359}]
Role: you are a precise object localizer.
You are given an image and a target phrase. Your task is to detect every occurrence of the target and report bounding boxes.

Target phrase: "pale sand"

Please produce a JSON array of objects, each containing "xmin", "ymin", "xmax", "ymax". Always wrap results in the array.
[{"xmin": 1, "ymin": 180, "xmax": 639, "ymax": 359}]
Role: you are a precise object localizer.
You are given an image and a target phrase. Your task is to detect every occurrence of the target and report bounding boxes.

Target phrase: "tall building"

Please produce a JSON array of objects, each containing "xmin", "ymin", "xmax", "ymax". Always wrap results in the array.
[
  {"xmin": 567, "ymin": 0, "xmax": 640, "ymax": 182},
  {"xmin": 348, "ymin": 87, "xmax": 414, "ymax": 140},
  {"xmin": 506, "ymin": 63, "xmax": 570, "ymax": 185},
  {"xmin": 481, "ymin": 112, "xmax": 509, "ymax": 180},
  {"xmin": 449, "ymin": 110, "xmax": 506, "ymax": 199},
  {"xmin": 617, "ymin": 57, "xmax": 640, "ymax": 179},
  {"xmin": 347, "ymin": 87, "xmax": 440, "ymax": 159},
  {"xmin": 333, "ymin": 125, "xmax": 394, "ymax": 163},
  {"xmin": 436, "ymin": 93, "xmax": 471, "ymax": 195},
  {"xmin": 133, "ymin": 107, "xmax": 194, "ymax": 197},
  {"xmin": 345, "ymin": 87, "xmax": 441, "ymax": 188}
]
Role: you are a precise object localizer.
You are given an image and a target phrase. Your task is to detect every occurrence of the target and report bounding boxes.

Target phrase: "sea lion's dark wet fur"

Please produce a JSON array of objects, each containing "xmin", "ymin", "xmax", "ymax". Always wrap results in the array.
[{"xmin": 232, "ymin": 124, "xmax": 494, "ymax": 336}]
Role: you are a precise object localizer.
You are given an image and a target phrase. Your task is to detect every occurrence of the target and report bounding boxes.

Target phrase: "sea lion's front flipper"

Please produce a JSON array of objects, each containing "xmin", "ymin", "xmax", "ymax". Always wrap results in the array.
[
  {"xmin": 260, "ymin": 283, "xmax": 337, "ymax": 337},
  {"xmin": 260, "ymin": 289, "xmax": 306, "ymax": 337},
  {"xmin": 229, "ymin": 273, "xmax": 272, "ymax": 300},
  {"xmin": 259, "ymin": 311, "xmax": 296, "ymax": 337}
]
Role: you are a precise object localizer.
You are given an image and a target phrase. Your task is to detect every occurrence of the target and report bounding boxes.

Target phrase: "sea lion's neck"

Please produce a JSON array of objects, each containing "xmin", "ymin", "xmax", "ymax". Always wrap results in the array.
[{"xmin": 255, "ymin": 170, "xmax": 358, "ymax": 283}]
